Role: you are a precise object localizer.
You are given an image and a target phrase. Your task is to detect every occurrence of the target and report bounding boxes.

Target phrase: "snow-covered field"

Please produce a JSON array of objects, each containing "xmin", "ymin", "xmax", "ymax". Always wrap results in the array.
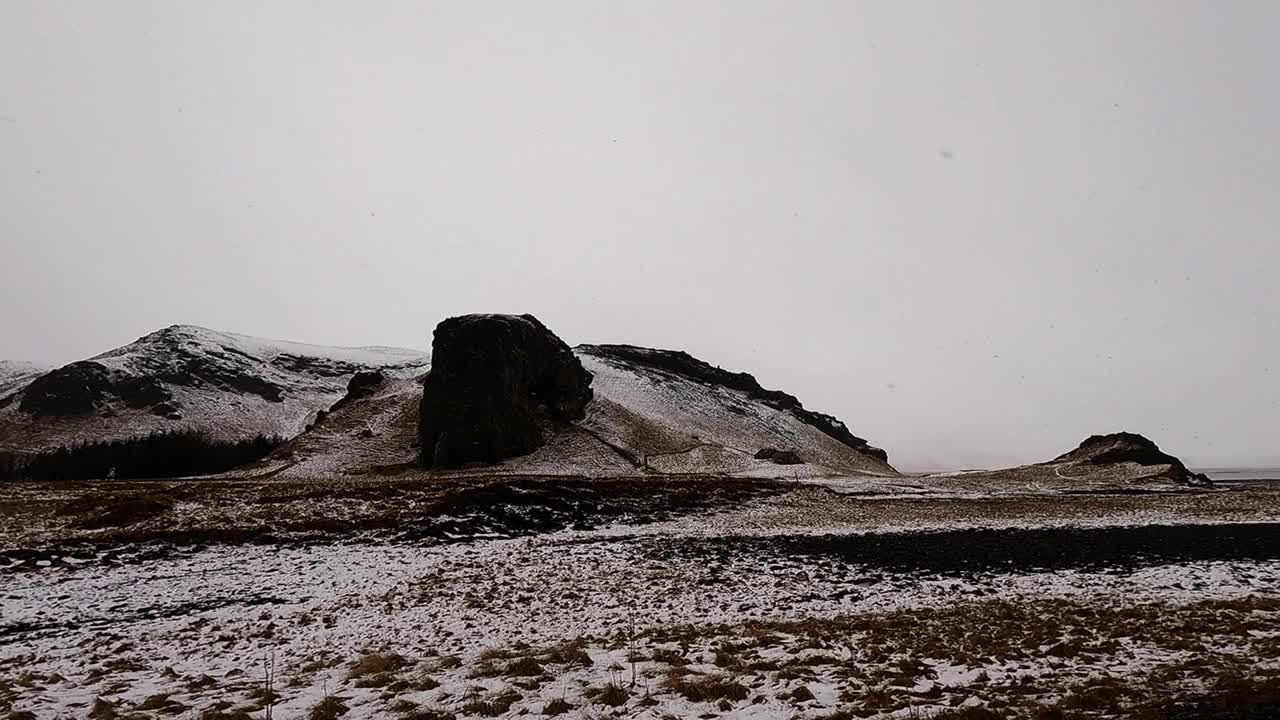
[{"xmin": 2, "ymin": 480, "xmax": 1279, "ymax": 719}]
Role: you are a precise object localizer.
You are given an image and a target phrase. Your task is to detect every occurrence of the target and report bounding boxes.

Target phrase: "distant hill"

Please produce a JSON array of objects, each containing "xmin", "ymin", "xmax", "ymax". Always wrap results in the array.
[
  {"xmin": 1, "ymin": 321, "xmax": 895, "ymax": 479},
  {"xmin": 0, "ymin": 325, "xmax": 428, "ymax": 455},
  {"xmin": 1047, "ymin": 432, "xmax": 1213, "ymax": 487}
]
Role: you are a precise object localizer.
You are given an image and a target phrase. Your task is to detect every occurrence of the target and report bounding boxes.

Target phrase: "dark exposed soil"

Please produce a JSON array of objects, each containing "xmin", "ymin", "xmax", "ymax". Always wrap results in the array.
[
  {"xmin": 648, "ymin": 522, "xmax": 1280, "ymax": 575},
  {"xmin": 0, "ymin": 477, "xmax": 793, "ymax": 570}
]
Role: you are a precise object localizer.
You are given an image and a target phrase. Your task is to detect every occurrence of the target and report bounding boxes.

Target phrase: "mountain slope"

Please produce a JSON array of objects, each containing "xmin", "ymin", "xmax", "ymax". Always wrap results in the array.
[
  {"xmin": 573, "ymin": 345, "xmax": 891, "ymax": 475},
  {"xmin": 252, "ymin": 341, "xmax": 895, "ymax": 480},
  {"xmin": 0, "ymin": 326, "xmax": 429, "ymax": 454},
  {"xmin": 0, "ymin": 361, "xmax": 50, "ymax": 405}
]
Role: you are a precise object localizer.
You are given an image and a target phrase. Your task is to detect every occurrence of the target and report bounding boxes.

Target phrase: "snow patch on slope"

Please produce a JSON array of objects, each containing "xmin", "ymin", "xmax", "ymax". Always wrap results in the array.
[
  {"xmin": 0, "ymin": 361, "xmax": 49, "ymax": 402},
  {"xmin": 89, "ymin": 325, "xmax": 427, "ymax": 372}
]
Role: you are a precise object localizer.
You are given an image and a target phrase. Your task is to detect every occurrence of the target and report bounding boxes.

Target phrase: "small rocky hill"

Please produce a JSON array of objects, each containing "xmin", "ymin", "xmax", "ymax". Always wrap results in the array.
[
  {"xmin": 892, "ymin": 431, "xmax": 1216, "ymax": 497},
  {"xmin": 1048, "ymin": 432, "xmax": 1213, "ymax": 487}
]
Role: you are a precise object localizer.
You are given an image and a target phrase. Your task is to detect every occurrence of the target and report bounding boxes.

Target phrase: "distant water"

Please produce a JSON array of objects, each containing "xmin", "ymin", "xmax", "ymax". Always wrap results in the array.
[{"xmin": 1197, "ymin": 467, "xmax": 1280, "ymax": 484}]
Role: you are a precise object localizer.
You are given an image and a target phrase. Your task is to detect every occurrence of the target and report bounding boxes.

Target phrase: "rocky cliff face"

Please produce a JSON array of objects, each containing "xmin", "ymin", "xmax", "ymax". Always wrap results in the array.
[{"xmin": 419, "ymin": 314, "xmax": 593, "ymax": 468}]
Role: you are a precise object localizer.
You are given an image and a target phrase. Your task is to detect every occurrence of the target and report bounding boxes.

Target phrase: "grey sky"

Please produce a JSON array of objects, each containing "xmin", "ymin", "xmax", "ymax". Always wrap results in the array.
[{"xmin": 3, "ymin": 1, "xmax": 1278, "ymax": 470}]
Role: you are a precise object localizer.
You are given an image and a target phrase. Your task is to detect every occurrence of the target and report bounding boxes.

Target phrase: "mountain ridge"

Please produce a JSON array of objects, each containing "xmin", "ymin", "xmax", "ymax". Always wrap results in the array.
[{"xmin": 0, "ymin": 325, "xmax": 429, "ymax": 454}]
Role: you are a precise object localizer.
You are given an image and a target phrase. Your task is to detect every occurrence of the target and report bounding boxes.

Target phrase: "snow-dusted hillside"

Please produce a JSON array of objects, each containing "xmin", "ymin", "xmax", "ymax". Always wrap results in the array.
[
  {"xmin": 574, "ymin": 346, "xmax": 892, "ymax": 476},
  {"xmin": 0, "ymin": 326, "xmax": 429, "ymax": 453},
  {"xmin": 3, "ymin": 324, "xmax": 892, "ymax": 478},
  {"xmin": 0, "ymin": 361, "xmax": 49, "ymax": 405},
  {"xmin": 254, "ymin": 343, "xmax": 895, "ymax": 479}
]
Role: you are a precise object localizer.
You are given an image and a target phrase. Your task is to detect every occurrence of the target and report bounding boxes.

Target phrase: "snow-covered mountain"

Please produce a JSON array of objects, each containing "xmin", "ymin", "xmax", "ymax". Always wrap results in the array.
[
  {"xmin": 251, "ymin": 342, "xmax": 896, "ymax": 479},
  {"xmin": 0, "ymin": 325, "xmax": 429, "ymax": 453},
  {"xmin": 2, "ymin": 323, "xmax": 894, "ymax": 478}
]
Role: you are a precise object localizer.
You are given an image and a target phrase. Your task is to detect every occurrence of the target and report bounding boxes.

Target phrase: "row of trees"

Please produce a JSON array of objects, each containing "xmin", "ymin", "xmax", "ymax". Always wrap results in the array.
[{"xmin": 0, "ymin": 429, "xmax": 285, "ymax": 482}]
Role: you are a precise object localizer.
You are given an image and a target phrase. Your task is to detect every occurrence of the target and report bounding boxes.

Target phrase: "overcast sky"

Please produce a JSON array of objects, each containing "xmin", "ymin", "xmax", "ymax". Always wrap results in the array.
[{"xmin": 3, "ymin": 1, "xmax": 1278, "ymax": 469}]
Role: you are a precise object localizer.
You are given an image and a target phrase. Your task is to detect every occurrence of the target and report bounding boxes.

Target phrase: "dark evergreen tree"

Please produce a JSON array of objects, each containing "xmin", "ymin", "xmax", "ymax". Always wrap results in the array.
[{"xmin": 14, "ymin": 429, "xmax": 285, "ymax": 481}]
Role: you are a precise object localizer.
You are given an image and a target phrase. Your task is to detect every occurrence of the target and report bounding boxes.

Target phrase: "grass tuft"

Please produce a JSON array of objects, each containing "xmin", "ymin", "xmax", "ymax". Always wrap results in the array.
[
  {"xmin": 348, "ymin": 652, "xmax": 406, "ymax": 680},
  {"xmin": 308, "ymin": 696, "xmax": 349, "ymax": 720},
  {"xmin": 543, "ymin": 697, "xmax": 574, "ymax": 716},
  {"xmin": 664, "ymin": 672, "xmax": 749, "ymax": 703}
]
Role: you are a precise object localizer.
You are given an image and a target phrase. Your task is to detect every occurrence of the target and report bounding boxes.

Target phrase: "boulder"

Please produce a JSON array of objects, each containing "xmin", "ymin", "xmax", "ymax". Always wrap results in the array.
[
  {"xmin": 419, "ymin": 314, "xmax": 593, "ymax": 468},
  {"xmin": 325, "ymin": 370, "xmax": 385, "ymax": 416},
  {"xmin": 769, "ymin": 450, "xmax": 804, "ymax": 465},
  {"xmin": 755, "ymin": 448, "xmax": 803, "ymax": 465},
  {"xmin": 345, "ymin": 370, "xmax": 385, "ymax": 401}
]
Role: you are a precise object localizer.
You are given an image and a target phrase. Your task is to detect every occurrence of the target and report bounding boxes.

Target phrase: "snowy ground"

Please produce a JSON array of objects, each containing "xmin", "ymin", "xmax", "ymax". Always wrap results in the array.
[{"xmin": 2, "ymin": 480, "xmax": 1279, "ymax": 719}]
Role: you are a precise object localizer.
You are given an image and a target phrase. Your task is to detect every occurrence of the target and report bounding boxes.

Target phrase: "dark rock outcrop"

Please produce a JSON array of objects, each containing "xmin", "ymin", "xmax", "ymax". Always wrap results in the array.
[
  {"xmin": 19, "ymin": 362, "xmax": 114, "ymax": 416},
  {"xmin": 149, "ymin": 401, "xmax": 180, "ymax": 418},
  {"xmin": 158, "ymin": 354, "xmax": 284, "ymax": 402},
  {"xmin": 755, "ymin": 448, "xmax": 804, "ymax": 465},
  {"xmin": 117, "ymin": 378, "xmax": 173, "ymax": 409},
  {"xmin": 419, "ymin": 314, "xmax": 593, "ymax": 468},
  {"xmin": 270, "ymin": 353, "xmax": 366, "ymax": 378},
  {"xmin": 578, "ymin": 344, "xmax": 887, "ymax": 463},
  {"xmin": 322, "ymin": 370, "xmax": 386, "ymax": 419},
  {"xmin": 1052, "ymin": 432, "xmax": 1213, "ymax": 486},
  {"xmin": 345, "ymin": 370, "xmax": 385, "ymax": 401}
]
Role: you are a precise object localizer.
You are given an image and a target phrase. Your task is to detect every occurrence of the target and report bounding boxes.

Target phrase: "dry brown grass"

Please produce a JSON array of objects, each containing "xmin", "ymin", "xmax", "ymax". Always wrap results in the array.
[
  {"xmin": 663, "ymin": 671, "xmax": 749, "ymax": 703},
  {"xmin": 428, "ymin": 655, "xmax": 461, "ymax": 672},
  {"xmin": 398, "ymin": 708, "xmax": 457, "ymax": 720},
  {"xmin": 307, "ymin": 696, "xmax": 348, "ymax": 720},
  {"xmin": 504, "ymin": 656, "xmax": 545, "ymax": 677},
  {"xmin": 88, "ymin": 697, "xmax": 117, "ymax": 719},
  {"xmin": 542, "ymin": 697, "xmax": 574, "ymax": 716},
  {"xmin": 931, "ymin": 709, "xmax": 1007, "ymax": 719},
  {"xmin": 710, "ymin": 645, "xmax": 737, "ymax": 663},
  {"xmin": 590, "ymin": 683, "xmax": 629, "ymax": 707},
  {"xmin": 348, "ymin": 652, "xmax": 406, "ymax": 680},
  {"xmin": 412, "ymin": 675, "xmax": 441, "ymax": 691},
  {"xmin": 198, "ymin": 708, "xmax": 254, "ymax": 720},
  {"xmin": 542, "ymin": 638, "xmax": 592, "ymax": 667},
  {"xmin": 786, "ymin": 684, "xmax": 816, "ymax": 703},
  {"xmin": 651, "ymin": 647, "xmax": 688, "ymax": 666},
  {"xmin": 386, "ymin": 699, "xmax": 417, "ymax": 713},
  {"xmin": 459, "ymin": 689, "xmax": 520, "ymax": 717},
  {"xmin": 466, "ymin": 661, "xmax": 503, "ymax": 679}
]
